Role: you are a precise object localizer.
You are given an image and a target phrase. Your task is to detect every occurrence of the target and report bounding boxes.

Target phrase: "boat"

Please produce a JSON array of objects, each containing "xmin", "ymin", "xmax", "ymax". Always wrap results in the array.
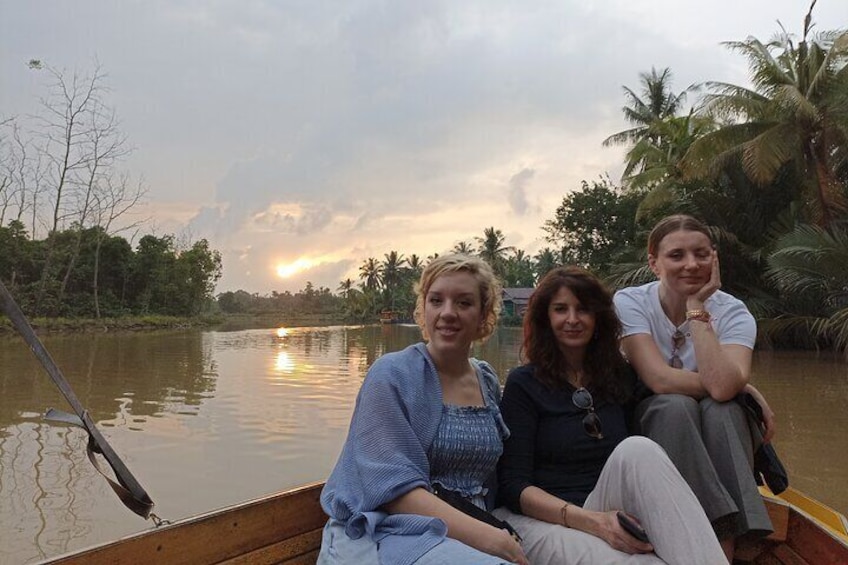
[
  {"xmin": 38, "ymin": 482, "xmax": 848, "ymax": 564},
  {"xmin": 379, "ymin": 309, "xmax": 402, "ymax": 324}
]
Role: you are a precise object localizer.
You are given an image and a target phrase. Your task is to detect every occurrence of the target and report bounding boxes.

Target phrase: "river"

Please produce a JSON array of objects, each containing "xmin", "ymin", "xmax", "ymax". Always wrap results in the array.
[{"xmin": 1, "ymin": 324, "xmax": 846, "ymax": 563}]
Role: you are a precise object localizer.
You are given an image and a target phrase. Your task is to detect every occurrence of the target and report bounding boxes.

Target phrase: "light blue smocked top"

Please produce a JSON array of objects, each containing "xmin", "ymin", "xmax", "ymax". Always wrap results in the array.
[{"xmin": 429, "ymin": 401, "xmax": 504, "ymax": 508}]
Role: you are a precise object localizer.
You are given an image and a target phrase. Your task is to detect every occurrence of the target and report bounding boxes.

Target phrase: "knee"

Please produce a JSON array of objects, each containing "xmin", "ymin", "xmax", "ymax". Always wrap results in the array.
[
  {"xmin": 611, "ymin": 436, "xmax": 666, "ymax": 464},
  {"xmin": 642, "ymin": 393, "xmax": 699, "ymax": 423},
  {"xmin": 699, "ymin": 398, "xmax": 751, "ymax": 439},
  {"xmin": 700, "ymin": 397, "xmax": 746, "ymax": 423}
]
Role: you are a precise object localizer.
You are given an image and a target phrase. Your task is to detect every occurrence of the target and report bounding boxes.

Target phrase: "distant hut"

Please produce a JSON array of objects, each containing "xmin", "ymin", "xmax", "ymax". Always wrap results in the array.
[{"xmin": 501, "ymin": 288, "xmax": 534, "ymax": 319}]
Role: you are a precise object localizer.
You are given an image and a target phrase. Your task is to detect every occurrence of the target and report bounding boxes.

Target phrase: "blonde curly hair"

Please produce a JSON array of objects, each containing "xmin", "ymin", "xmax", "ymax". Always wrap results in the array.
[{"xmin": 413, "ymin": 254, "xmax": 502, "ymax": 343}]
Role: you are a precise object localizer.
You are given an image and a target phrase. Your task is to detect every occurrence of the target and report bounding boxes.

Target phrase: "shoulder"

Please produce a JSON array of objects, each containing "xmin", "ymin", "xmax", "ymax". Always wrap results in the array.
[
  {"xmin": 706, "ymin": 291, "xmax": 755, "ymax": 344},
  {"xmin": 504, "ymin": 364, "xmax": 539, "ymax": 391},
  {"xmin": 707, "ymin": 290, "xmax": 751, "ymax": 312},
  {"xmin": 471, "ymin": 358, "xmax": 501, "ymax": 396},
  {"xmin": 506, "ymin": 363, "xmax": 535, "ymax": 380},
  {"xmin": 364, "ymin": 343, "xmax": 431, "ymax": 391},
  {"xmin": 706, "ymin": 291, "xmax": 755, "ymax": 327},
  {"xmin": 614, "ymin": 281, "xmax": 656, "ymax": 304}
]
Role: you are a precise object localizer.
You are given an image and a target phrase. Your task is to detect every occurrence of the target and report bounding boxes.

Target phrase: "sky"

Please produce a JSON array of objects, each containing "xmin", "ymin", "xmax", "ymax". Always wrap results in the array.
[{"xmin": 2, "ymin": 1, "xmax": 846, "ymax": 294}]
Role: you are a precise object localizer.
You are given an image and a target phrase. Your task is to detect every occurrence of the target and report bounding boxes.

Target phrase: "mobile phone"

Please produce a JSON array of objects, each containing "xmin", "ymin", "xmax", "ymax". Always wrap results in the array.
[{"xmin": 616, "ymin": 511, "xmax": 649, "ymax": 543}]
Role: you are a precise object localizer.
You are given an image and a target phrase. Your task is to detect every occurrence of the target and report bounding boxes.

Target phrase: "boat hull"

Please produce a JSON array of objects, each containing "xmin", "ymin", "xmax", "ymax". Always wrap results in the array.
[{"xmin": 39, "ymin": 483, "xmax": 848, "ymax": 564}]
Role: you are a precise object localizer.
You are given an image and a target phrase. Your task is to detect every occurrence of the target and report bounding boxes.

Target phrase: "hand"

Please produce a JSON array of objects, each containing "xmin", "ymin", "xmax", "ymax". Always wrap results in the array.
[
  {"xmin": 596, "ymin": 510, "xmax": 654, "ymax": 555},
  {"xmin": 745, "ymin": 384, "xmax": 776, "ymax": 443},
  {"xmin": 486, "ymin": 527, "xmax": 529, "ymax": 565},
  {"xmin": 688, "ymin": 250, "xmax": 721, "ymax": 308}
]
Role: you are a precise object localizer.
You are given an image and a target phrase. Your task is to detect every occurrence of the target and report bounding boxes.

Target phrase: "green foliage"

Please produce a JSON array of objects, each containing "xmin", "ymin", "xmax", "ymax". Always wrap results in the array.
[
  {"xmin": 0, "ymin": 225, "xmax": 223, "ymax": 319},
  {"xmin": 543, "ymin": 177, "xmax": 646, "ymax": 277},
  {"xmin": 760, "ymin": 222, "xmax": 848, "ymax": 352},
  {"xmin": 683, "ymin": 20, "xmax": 848, "ymax": 226}
]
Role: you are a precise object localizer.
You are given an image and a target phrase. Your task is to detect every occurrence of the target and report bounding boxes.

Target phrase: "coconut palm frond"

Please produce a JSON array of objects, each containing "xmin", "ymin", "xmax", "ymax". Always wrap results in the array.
[
  {"xmin": 603, "ymin": 127, "xmax": 646, "ymax": 148},
  {"xmin": 681, "ymin": 123, "xmax": 770, "ymax": 179},
  {"xmin": 699, "ymin": 84, "xmax": 770, "ymax": 121},
  {"xmin": 758, "ymin": 315, "xmax": 825, "ymax": 350},
  {"xmin": 634, "ymin": 184, "xmax": 678, "ymax": 222},
  {"xmin": 772, "ymin": 84, "xmax": 819, "ymax": 122},
  {"xmin": 606, "ymin": 263, "xmax": 654, "ymax": 291},
  {"xmin": 741, "ymin": 124, "xmax": 798, "ymax": 185},
  {"xmin": 766, "ymin": 223, "xmax": 848, "ymax": 297},
  {"xmin": 827, "ymin": 308, "xmax": 848, "ymax": 357},
  {"xmin": 807, "ymin": 31, "xmax": 848, "ymax": 96}
]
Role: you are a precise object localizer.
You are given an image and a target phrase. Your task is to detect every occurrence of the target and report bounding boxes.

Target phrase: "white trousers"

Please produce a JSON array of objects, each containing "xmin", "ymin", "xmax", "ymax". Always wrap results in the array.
[{"xmin": 492, "ymin": 436, "xmax": 726, "ymax": 565}]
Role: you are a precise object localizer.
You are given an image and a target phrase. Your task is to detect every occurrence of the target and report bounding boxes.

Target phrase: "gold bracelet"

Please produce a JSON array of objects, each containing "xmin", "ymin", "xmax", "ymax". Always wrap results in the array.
[
  {"xmin": 560, "ymin": 501, "xmax": 571, "ymax": 527},
  {"xmin": 685, "ymin": 309, "xmax": 711, "ymax": 323}
]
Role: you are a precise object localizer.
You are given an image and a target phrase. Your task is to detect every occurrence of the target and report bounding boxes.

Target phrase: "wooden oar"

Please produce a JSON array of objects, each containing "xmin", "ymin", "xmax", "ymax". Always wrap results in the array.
[{"xmin": 0, "ymin": 279, "xmax": 155, "ymax": 519}]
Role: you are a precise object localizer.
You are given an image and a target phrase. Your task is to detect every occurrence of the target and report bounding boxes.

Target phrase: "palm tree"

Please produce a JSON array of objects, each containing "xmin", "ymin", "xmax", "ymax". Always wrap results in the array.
[
  {"xmin": 603, "ymin": 67, "xmax": 690, "ymax": 157},
  {"xmin": 407, "ymin": 254, "xmax": 424, "ymax": 276},
  {"xmin": 476, "ymin": 227, "xmax": 513, "ymax": 278},
  {"xmin": 380, "ymin": 251, "xmax": 406, "ymax": 311},
  {"xmin": 504, "ymin": 249, "xmax": 535, "ymax": 287},
  {"xmin": 761, "ymin": 221, "xmax": 848, "ymax": 353},
  {"xmin": 453, "ymin": 241, "xmax": 476, "ymax": 255},
  {"xmin": 358, "ymin": 257, "xmax": 381, "ymax": 292},
  {"xmin": 533, "ymin": 248, "xmax": 558, "ymax": 281},
  {"xmin": 682, "ymin": 8, "xmax": 848, "ymax": 226},
  {"xmin": 624, "ymin": 112, "xmax": 716, "ymax": 217},
  {"xmin": 337, "ymin": 278, "xmax": 354, "ymax": 299}
]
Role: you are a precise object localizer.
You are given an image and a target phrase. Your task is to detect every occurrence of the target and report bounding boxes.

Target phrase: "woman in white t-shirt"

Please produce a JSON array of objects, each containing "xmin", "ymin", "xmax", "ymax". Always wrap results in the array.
[{"xmin": 613, "ymin": 214, "xmax": 774, "ymax": 562}]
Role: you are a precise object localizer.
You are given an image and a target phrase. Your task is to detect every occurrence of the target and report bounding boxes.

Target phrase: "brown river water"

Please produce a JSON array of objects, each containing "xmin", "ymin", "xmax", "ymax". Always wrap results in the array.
[{"xmin": 1, "ymin": 324, "xmax": 846, "ymax": 563}]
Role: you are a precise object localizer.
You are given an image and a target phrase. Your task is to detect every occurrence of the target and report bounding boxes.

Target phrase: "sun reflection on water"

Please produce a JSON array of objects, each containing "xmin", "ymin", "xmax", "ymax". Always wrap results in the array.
[{"xmin": 274, "ymin": 351, "xmax": 296, "ymax": 374}]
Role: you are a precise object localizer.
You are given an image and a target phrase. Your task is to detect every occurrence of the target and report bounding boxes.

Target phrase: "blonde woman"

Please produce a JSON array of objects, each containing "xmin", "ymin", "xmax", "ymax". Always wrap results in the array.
[{"xmin": 319, "ymin": 255, "xmax": 528, "ymax": 565}]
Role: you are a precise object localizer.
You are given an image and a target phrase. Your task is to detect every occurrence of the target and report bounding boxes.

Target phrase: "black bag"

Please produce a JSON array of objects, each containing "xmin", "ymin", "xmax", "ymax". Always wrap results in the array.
[
  {"xmin": 736, "ymin": 393, "xmax": 789, "ymax": 495},
  {"xmin": 431, "ymin": 483, "xmax": 522, "ymax": 541}
]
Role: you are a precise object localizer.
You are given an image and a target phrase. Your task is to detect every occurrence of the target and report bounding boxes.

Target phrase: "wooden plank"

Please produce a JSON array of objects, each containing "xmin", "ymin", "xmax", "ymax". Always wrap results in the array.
[
  {"xmin": 749, "ymin": 550, "xmax": 786, "ymax": 565},
  {"xmin": 770, "ymin": 544, "xmax": 809, "ymax": 565},
  {"xmin": 785, "ymin": 508, "xmax": 848, "ymax": 565},
  {"xmin": 763, "ymin": 498, "xmax": 790, "ymax": 542},
  {"xmin": 44, "ymin": 483, "xmax": 327, "ymax": 565},
  {"xmin": 219, "ymin": 529, "xmax": 323, "ymax": 565},
  {"xmin": 281, "ymin": 549, "xmax": 320, "ymax": 565},
  {"xmin": 735, "ymin": 538, "xmax": 774, "ymax": 563}
]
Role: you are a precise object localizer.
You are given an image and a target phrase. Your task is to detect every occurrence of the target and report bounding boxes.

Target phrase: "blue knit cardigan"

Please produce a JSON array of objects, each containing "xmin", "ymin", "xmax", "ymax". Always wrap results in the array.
[{"xmin": 320, "ymin": 342, "xmax": 508, "ymax": 565}]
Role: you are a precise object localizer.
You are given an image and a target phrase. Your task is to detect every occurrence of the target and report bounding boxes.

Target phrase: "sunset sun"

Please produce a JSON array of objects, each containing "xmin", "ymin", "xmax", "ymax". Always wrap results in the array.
[{"xmin": 276, "ymin": 258, "xmax": 313, "ymax": 278}]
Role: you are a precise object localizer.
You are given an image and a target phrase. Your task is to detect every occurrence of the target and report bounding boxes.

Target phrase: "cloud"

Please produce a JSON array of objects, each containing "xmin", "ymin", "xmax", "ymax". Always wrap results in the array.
[{"xmin": 507, "ymin": 168, "xmax": 534, "ymax": 215}]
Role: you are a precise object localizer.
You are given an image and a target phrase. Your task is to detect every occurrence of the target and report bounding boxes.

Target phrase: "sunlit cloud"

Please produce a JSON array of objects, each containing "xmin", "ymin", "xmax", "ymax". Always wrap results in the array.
[{"xmin": 276, "ymin": 258, "xmax": 314, "ymax": 279}]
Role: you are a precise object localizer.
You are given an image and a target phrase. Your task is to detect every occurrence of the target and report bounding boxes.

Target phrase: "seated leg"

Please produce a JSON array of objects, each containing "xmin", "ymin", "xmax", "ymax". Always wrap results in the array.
[{"xmin": 636, "ymin": 394, "xmax": 738, "ymax": 524}]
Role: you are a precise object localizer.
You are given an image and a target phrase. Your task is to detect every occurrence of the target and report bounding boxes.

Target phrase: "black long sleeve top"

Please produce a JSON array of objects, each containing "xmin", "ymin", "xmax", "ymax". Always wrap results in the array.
[{"xmin": 497, "ymin": 364, "xmax": 635, "ymax": 512}]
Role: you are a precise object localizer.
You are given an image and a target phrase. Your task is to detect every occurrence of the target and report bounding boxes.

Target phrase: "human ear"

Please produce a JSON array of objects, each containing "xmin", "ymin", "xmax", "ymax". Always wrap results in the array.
[{"xmin": 648, "ymin": 254, "xmax": 661, "ymax": 277}]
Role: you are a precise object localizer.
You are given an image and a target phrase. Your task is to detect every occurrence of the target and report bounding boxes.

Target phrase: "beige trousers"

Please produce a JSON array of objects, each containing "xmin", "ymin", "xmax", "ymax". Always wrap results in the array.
[{"xmin": 492, "ymin": 436, "xmax": 726, "ymax": 565}]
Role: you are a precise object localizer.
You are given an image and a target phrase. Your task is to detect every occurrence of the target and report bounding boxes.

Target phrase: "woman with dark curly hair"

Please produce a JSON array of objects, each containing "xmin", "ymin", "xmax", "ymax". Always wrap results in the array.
[{"xmin": 493, "ymin": 266, "xmax": 725, "ymax": 564}]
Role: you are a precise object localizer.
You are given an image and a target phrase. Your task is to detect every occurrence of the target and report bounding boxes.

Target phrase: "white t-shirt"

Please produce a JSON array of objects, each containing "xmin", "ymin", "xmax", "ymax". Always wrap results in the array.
[{"xmin": 614, "ymin": 281, "xmax": 756, "ymax": 372}]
